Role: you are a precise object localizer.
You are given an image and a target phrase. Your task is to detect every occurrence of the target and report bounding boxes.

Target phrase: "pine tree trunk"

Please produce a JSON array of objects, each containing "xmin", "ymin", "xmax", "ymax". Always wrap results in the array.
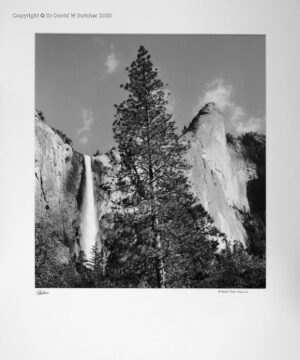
[
  {"xmin": 153, "ymin": 216, "xmax": 166, "ymax": 288},
  {"xmin": 155, "ymin": 235, "xmax": 166, "ymax": 288}
]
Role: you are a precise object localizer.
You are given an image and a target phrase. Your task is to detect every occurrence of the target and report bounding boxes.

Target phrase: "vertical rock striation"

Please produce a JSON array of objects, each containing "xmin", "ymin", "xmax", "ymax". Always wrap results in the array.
[{"xmin": 182, "ymin": 103, "xmax": 257, "ymax": 246}]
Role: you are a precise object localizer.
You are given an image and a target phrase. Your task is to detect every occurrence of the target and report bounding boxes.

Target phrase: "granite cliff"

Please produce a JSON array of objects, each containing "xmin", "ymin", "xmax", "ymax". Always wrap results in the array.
[
  {"xmin": 182, "ymin": 102, "xmax": 258, "ymax": 246},
  {"xmin": 35, "ymin": 112, "xmax": 85, "ymax": 263}
]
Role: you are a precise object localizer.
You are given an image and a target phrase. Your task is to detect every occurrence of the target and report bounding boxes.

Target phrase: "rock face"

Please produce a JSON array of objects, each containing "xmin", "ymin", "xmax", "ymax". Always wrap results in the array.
[
  {"xmin": 91, "ymin": 151, "xmax": 122, "ymax": 264},
  {"xmin": 35, "ymin": 112, "xmax": 84, "ymax": 263},
  {"xmin": 182, "ymin": 103, "xmax": 257, "ymax": 246}
]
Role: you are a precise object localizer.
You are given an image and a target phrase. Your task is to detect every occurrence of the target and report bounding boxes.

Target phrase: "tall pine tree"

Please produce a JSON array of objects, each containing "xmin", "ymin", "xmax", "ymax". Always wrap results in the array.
[{"xmin": 111, "ymin": 46, "xmax": 220, "ymax": 288}]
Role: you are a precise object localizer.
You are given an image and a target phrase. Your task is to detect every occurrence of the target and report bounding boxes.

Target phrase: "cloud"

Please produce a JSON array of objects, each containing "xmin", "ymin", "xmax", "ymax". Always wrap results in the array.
[
  {"xmin": 197, "ymin": 79, "xmax": 234, "ymax": 111},
  {"xmin": 78, "ymin": 135, "xmax": 88, "ymax": 145},
  {"xmin": 105, "ymin": 45, "xmax": 120, "ymax": 74},
  {"xmin": 196, "ymin": 78, "xmax": 264, "ymax": 135},
  {"xmin": 167, "ymin": 98, "xmax": 176, "ymax": 114},
  {"xmin": 93, "ymin": 36, "xmax": 105, "ymax": 48},
  {"xmin": 77, "ymin": 108, "xmax": 95, "ymax": 145},
  {"xmin": 234, "ymin": 117, "xmax": 262, "ymax": 134},
  {"xmin": 162, "ymin": 88, "xmax": 176, "ymax": 114}
]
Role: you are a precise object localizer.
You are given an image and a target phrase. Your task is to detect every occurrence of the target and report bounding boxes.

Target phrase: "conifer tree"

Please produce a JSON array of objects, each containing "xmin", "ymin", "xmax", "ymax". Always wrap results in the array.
[{"xmin": 112, "ymin": 46, "xmax": 202, "ymax": 287}]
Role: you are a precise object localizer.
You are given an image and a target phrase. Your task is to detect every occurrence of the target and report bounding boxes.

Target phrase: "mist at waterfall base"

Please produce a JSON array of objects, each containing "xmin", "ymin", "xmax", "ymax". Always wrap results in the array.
[{"xmin": 79, "ymin": 155, "xmax": 99, "ymax": 267}]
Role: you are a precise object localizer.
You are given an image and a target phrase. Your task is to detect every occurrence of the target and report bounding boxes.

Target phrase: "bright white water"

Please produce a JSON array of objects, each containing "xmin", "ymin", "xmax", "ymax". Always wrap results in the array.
[{"xmin": 80, "ymin": 155, "xmax": 99, "ymax": 264}]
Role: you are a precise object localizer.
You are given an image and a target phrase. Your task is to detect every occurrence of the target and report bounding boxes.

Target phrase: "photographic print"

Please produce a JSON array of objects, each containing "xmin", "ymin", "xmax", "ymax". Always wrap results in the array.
[{"xmin": 35, "ymin": 34, "xmax": 266, "ymax": 288}]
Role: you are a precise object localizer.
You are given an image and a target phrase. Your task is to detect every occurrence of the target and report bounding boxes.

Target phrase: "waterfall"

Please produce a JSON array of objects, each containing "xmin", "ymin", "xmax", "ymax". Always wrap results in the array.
[{"xmin": 80, "ymin": 155, "xmax": 99, "ymax": 265}]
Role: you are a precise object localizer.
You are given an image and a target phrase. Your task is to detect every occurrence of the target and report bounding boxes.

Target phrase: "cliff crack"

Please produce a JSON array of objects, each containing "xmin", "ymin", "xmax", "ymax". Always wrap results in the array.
[{"xmin": 40, "ymin": 174, "xmax": 48, "ymax": 204}]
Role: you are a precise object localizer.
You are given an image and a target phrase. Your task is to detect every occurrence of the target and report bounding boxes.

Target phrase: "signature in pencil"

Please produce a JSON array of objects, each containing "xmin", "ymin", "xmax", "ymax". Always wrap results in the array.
[{"xmin": 36, "ymin": 290, "xmax": 49, "ymax": 295}]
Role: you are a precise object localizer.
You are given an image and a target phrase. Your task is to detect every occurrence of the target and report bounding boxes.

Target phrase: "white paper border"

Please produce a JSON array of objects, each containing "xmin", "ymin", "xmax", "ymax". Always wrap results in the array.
[{"xmin": 1, "ymin": 1, "xmax": 300, "ymax": 359}]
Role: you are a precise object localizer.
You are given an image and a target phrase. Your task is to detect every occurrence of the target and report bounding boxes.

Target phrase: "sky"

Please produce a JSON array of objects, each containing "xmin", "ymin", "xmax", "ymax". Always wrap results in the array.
[{"xmin": 35, "ymin": 34, "xmax": 265, "ymax": 155}]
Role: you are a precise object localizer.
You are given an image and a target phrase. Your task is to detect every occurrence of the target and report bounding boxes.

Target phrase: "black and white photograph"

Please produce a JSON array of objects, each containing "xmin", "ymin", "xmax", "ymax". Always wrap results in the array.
[
  {"xmin": 2, "ymin": 1, "xmax": 300, "ymax": 359},
  {"xmin": 35, "ymin": 34, "xmax": 266, "ymax": 288}
]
